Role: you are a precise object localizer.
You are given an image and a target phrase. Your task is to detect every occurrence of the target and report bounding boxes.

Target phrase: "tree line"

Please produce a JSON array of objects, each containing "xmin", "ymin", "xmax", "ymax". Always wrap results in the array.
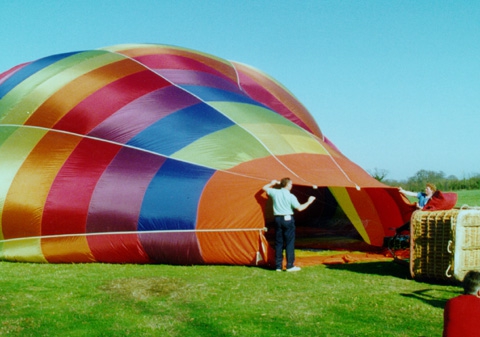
[{"xmin": 369, "ymin": 169, "xmax": 480, "ymax": 192}]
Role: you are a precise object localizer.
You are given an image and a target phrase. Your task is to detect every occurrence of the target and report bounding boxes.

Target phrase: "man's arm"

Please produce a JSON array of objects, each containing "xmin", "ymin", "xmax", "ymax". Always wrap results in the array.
[
  {"xmin": 262, "ymin": 180, "xmax": 279, "ymax": 193},
  {"xmin": 295, "ymin": 196, "xmax": 316, "ymax": 212},
  {"xmin": 398, "ymin": 187, "xmax": 418, "ymax": 198}
]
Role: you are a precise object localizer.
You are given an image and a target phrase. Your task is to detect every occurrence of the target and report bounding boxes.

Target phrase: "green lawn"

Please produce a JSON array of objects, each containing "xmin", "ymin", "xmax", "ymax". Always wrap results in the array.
[
  {"xmin": 1, "ymin": 190, "xmax": 478, "ymax": 336},
  {"xmin": 455, "ymin": 189, "xmax": 480, "ymax": 207},
  {"xmin": 0, "ymin": 260, "xmax": 459, "ymax": 336}
]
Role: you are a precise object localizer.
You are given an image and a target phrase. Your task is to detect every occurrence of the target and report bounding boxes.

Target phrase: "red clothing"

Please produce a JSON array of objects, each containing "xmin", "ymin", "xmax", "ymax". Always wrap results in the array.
[
  {"xmin": 423, "ymin": 191, "xmax": 458, "ymax": 211},
  {"xmin": 399, "ymin": 191, "xmax": 458, "ymax": 223},
  {"xmin": 443, "ymin": 294, "xmax": 480, "ymax": 336}
]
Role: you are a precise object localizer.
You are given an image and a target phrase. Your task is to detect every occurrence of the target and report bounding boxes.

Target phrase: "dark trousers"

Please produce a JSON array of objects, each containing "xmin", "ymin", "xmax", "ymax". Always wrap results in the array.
[{"xmin": 274, "ymin": 215, "xmax": 296, "ymax": 269}]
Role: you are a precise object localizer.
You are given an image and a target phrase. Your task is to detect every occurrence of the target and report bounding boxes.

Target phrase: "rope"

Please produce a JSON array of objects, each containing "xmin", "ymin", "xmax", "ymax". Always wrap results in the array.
[
  {"xmin": 1, "ymin": 46, "xmax": 362, "ymax": 190},
  {"xmin": 0, "ymin": 227, "xmax": 269, "ymax": 243}
]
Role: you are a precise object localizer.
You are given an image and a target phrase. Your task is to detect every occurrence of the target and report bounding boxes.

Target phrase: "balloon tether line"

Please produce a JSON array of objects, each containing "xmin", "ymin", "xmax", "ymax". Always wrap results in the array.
[{"xmin": 0, "ymin": 227, "xmax": 268, "ymax": 244}]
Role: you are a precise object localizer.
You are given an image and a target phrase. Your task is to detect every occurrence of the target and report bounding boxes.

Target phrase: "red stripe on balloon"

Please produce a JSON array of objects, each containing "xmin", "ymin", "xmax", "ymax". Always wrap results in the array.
[
  {"xmin": 0, "ymin": 62, "xmax": 31, "ymax": 85},
  {"xmin": 42, "ymin": 138, "xmax": 122, "ymax": 236},
  {"xmin": 363, "ymin": 188, "xmax": 407, "ymax": 238},
  {"xmin": 85, "ymin": 148, "xmax": 166, "ymax": 263},
  {"xmin": 233, "ymin": 62, "xmax": 323, "ymax": 139},
  {"xmin": 54, "ymin": 70, "xmax": 170, "ymax": 134},
  {"xmin": 346, "ymin": 188, "xmax": 385, "ymax": 246},
  {"xmin": 135, "ymin": 54, "xmax": 234, "ymax": 84},
  {"xmin": 89, "ymin": 86, "xmax": 200, "ymax": 143}
]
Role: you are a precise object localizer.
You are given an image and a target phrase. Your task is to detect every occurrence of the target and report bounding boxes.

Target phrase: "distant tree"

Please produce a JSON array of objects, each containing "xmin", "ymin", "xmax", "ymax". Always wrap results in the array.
[
  {"xmin": 369, "ymin": 169, "xmax": 480, "ymax": 191},
  {"xmin": 369, "ymin": 168, "xmax": 389, "ymax": 182},
  {"xmin": 466, "ymin": 174, "xmax": 480, "ymax": 190},
  {"xmin": 407, "ymin": 170, "xmax": 446, "ymax": 191}
]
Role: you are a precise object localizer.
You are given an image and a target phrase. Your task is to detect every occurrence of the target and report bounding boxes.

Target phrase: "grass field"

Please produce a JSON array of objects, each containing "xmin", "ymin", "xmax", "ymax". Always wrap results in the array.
[
  {"xmin": 454, "ymin": 189, "xmax": 480, "ymax": 207},
  {"xmin": 0, "ymin": 190, "xmax": 478, "ymax": 336},
  {"xmin": 0, "ymin": 260, "xmax": 460, "ymax": 337}
]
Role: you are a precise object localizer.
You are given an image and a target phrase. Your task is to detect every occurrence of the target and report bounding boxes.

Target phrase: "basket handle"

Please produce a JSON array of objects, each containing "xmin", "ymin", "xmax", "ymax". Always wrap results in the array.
[{"xmin": 446, "ymin": 265, "xmax": 452, "ymax": 278}]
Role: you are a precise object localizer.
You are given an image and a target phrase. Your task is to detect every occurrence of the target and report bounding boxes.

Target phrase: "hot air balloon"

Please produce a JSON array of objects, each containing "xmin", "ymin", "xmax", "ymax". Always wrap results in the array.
[{"xmin": 0, "ymin": 44, "xmax": 412, "ymax": 265}]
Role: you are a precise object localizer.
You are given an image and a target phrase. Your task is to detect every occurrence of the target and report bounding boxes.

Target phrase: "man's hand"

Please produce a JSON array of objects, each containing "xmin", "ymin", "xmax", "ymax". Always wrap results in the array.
[{"xmin": 263, "ymin": 179, "xmax": 279, "ymax": 192}]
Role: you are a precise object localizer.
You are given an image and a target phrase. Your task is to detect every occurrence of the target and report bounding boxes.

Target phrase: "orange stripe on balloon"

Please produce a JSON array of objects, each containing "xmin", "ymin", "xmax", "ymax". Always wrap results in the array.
[
  {"xmin": 26, "ymin": 59, "xmax": 147, "ymax": 129},
  {"xmin": 2, "ymin": 131, "xmax": 81, "ymax": 240},
  {"xmin": 197, "ymin": 171, "xmax": 268, "ymax": 265},
  {"xmin": 42, "ymin": 237, "xmax": 96, "ymax": 263},
  {"xmin": 332, "ymin": 156, "xmax": 388, "ymax": 188},
  {"xmin": 53, "ymin": 70, "xmax": 170, "ymax": 134},
  {"xmin": 197, "ymin": 231, "xmax": 268, "ymax": 265},
  {"xmin": 227, "ymin": 156, "xmax": 303, "ymax": 183},
  {"xmin": 42, "ymin": 138, "xmax": 121, "ymax": 237},
  {"xmin": 279, "ymin": 154, "xmax": 361, "ymax": 187},
  {"xmin": 224, "ymin": 153, "xmax": 370, "ymax": 188}
]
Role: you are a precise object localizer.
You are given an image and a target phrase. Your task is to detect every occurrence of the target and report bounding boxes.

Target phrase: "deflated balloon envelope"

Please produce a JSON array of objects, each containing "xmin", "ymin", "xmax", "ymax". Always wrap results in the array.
[{"xmin": 0, "ymin": 44, "xmax": 410, "ymax": 265}]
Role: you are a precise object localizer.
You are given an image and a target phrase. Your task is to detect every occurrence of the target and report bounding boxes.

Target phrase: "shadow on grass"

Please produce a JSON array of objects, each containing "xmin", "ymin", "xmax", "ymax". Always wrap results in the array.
[
  {"xmin": 326, "ymin": 261, "xmax": 462, "ymax": 309},
  {"xmin": 325, "ymin": 260, "xmax": 411, "ymax": 280},
  {"xmin": 399, "ymin": 289, "xmax": 459, "ymax": 309}
]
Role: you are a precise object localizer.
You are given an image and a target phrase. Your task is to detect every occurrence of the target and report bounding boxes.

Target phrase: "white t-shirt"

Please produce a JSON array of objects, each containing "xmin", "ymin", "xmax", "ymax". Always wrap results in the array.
[{"xmin": 267, "ymin": 188, "xmax": 300, "ymax": 216}]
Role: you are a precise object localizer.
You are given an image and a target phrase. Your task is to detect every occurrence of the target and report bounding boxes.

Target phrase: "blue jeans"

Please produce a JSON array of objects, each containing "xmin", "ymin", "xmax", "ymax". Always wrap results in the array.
[{"xmin": 274, "ymin": 215, "xmax": 296, "ymax": 269}]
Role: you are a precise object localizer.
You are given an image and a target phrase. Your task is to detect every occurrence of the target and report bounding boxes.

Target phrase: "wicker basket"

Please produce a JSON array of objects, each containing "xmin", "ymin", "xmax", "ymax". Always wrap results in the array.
[{"xmin": 410, "ymin": 208, "xmax": 480, "ymax": 282}]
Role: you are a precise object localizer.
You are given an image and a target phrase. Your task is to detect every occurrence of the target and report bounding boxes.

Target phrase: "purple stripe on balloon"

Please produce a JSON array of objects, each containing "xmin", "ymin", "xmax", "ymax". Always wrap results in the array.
[
  {"xmin": 88, "ymin": 85, "xmax": 200, "ymax": 144},
  {"xmin": 86, "ymin": 147, "xmax": 166, "ymax": 233}
]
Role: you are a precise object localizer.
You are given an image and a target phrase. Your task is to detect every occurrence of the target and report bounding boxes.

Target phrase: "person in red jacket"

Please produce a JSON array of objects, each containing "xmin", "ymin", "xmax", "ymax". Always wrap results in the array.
[{"xmin": 443, "ymin": 270, "xmax": 480, "ymax": 336}]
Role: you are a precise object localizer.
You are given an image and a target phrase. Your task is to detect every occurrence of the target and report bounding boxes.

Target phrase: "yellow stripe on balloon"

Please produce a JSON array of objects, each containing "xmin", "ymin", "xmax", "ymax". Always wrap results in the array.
[
  {"xmin": 0, "ymin": 126, "xmax": 47, "ymax": 240},
  {"xmin": 3, "ymin": 131, "xmax": 81, "ymax": 241},
  {"xmin": 329, "ymin": 186, "xmax": 371, "ymax": 244},
  {"xmin": 209, "ymin": 102, "xmax": 327, "ymax": 155},
  {"xmin": 171, "ymin": 125, "xmax": 270, "ymax": 170},
  {"xmin": 267, "ymin": 124, "xmax": 328, "ymax": 155},
  {"xmin": 0, "ymin": 51, "xmax": 117, "ymax": 124},
  {"xmin": 0, "ymin": 51, "xmax": 125, "ymax": 125},
  {"xmin": 1, "ymin": 238, "xmax": 47, "ymax": 263}
]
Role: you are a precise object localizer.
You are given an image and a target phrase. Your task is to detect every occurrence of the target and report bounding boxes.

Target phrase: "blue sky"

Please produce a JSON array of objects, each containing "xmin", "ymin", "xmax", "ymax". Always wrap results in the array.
[{"xmin": 1, "ymin": 0, "xmax": 479, "ymax": 180}]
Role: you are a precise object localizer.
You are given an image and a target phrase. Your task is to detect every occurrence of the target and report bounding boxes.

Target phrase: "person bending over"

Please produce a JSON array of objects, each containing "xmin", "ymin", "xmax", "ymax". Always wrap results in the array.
[
  {"xmin": 443, "ymin": 270, "xmax": 480, "ymax": 337},
  {"xmin": 398, "ymin": 183, "xmax": 437, "ymax": 210}
]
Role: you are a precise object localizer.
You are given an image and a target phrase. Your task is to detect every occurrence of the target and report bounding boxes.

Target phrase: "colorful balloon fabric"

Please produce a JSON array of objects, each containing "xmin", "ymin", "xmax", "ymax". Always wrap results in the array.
[{"xmin": 0, "ymin": 44, "xmax": 410, "ymax": 265}]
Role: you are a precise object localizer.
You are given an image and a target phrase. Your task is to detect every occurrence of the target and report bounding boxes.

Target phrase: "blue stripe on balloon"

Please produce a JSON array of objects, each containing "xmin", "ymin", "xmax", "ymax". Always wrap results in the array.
[
  {"xmin": 138, "ymin": 159, "xmax": 215, "ymax": 231},
  {"xmin": 0, "ymin": 52, "xmax": 80, "ymax": 100},
  {"xmin": 127, "ymin": 102, "xmax": 235, "ymax": 155},
  {"xmin": 180, "ymin": 85, "xmax": 264, "ymax": 106}
]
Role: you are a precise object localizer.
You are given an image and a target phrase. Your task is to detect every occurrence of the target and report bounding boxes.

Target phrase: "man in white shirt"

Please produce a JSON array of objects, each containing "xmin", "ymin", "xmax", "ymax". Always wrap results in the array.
[{"xmin": 263, "ymin": 178, "xmax": 316, "ymax": 272}]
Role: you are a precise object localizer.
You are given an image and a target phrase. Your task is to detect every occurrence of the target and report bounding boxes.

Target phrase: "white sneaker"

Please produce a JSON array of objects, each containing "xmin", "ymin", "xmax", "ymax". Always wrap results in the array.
[
  {"xmin": 276, "ymin": 269, "xmax": 282, "ymax": 272},
  {"xmin": 286, "ymin": 266, "xmax": 301, "ymax": 272}
]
